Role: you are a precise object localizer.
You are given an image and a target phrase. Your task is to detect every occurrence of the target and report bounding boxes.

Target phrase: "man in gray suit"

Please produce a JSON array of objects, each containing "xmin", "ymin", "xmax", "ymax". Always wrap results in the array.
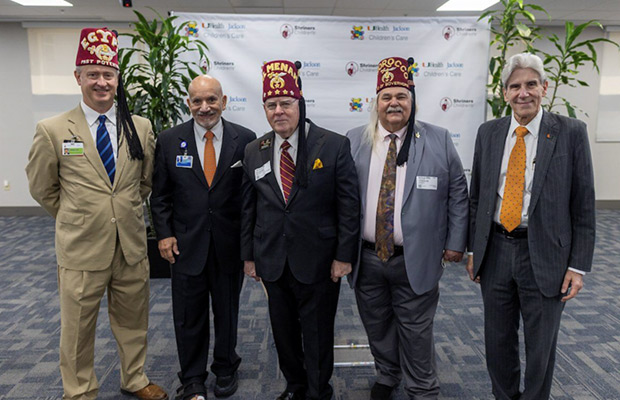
[
  {"xmin": 467, "ymin": 52, "xmax": 595, "ymax": 400},
  {"xmin": 346, "ymin": 56, "xmax": 468, "ymax": 400}
]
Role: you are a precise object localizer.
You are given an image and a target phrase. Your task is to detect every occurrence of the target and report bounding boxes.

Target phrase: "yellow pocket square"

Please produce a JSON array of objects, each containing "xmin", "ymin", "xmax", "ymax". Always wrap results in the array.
[{"xmin": 313, "ymin": 158, "xmax": 323, "ymax": 170}]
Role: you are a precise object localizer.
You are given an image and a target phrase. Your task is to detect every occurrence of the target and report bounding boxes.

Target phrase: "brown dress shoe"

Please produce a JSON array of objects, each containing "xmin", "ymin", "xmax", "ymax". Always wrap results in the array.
[{"xmin": 122, "ymin": 382, "xmax": 169, "ymax": 400}]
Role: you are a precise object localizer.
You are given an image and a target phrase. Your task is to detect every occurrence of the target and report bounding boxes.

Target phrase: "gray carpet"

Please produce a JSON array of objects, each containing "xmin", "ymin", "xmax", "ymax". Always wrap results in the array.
[{"xmin": 1, "ymin": 211, "xmax": 619, "ymax": 399}]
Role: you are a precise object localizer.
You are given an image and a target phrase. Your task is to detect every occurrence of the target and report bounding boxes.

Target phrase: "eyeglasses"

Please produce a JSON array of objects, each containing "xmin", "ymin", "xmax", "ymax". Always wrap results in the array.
[{"xmin": 264, "ymin": 99, "xmax": 298, "ymax": 111}]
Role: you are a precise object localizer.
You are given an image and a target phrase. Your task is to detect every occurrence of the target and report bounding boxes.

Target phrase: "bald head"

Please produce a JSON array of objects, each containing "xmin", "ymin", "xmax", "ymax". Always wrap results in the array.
[{"xmin": 187, "ymin": 75, "xmax": 227, "ymax": 130}]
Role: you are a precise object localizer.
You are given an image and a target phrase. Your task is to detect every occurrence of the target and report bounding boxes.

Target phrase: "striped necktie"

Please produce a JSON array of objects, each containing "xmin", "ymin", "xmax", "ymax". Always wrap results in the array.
[
  {"xmin": 375, "ymin": 134, "xmax": 397, "ymax": 262},
  {"xmin": 280, "ymin": 140, "xmax": 295, "ymax": 203},
  {"xmin": 500, "ymin": 126, "xmax": 529, "ymax": 232},
  {"xmin": 96, "ymin": 115, "xmax": 115, "ymax": 184}
]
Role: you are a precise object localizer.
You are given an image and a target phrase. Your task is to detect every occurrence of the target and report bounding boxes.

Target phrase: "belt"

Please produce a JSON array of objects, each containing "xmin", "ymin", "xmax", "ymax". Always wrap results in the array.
[
  {"xmin": 494, "ymin": 223, "xmax": 528, "ymax": 239},
  {"xmin": 362, "ymin": 240, "xmax": 404, "ymax": 257}
]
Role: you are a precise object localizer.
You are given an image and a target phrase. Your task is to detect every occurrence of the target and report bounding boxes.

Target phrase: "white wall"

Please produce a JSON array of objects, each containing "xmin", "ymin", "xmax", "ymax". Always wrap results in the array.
[{"xmin": 0, "ymin": 22, "xmax": 618, "ymax": 208}]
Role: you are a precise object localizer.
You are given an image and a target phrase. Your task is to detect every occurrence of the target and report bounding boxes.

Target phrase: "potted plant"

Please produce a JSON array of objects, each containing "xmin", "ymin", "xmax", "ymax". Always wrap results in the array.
[{"xmin": 118, "ymin": 9, "xmax": 209, "ymax": 277}]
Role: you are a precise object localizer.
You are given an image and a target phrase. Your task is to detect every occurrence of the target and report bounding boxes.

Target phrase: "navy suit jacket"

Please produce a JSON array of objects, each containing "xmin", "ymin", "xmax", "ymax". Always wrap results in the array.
[
  {"xmin": 469, "ymin": 111, "xmax": 595, "ymax": 296},
  {"xmin": 240, "ymin": 120, "xmax": 360, "ymax": 284},
  {"xmin": 151, "ymin": 118, "xmax": 256, "ymax": 276}
]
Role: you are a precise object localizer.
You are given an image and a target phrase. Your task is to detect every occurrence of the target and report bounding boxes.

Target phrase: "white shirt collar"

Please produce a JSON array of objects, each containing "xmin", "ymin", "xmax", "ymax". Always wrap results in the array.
[
  {"xmin": 80, "ymin": 100, "xmax": 116, "ymax": 128},
  {"xmin": 509, "ymin": 107, "xmax": 543, "ymax": 139},
  {"xmin": 274, "ymin": 128, "xmax": 299, "ymax": 151},
  {"xmin": 194, "ymin": 118, "xmax": 223, "ymax": 143},
  {"xmin": 378, "ymin": 121, "xmax": 407, "ymax": 141}
]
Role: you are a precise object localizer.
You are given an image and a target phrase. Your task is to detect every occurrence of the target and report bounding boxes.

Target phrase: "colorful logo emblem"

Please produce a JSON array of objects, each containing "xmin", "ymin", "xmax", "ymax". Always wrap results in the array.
[
  {"xmin": 346, "ymin": 62, "xmax": 359, "ymax": 76},
  {"xmin": 409, "ymin": 62, "xmax": 419, "ymax": 77},
  {"xmin": 185, "ymin": 21, "xmax": 199, "ymax": 38},
  {"xmin": 440, "ymin": 97, "xmax": 453, "ymax": 111},
  {"xmin": 350, "ymin": 98, "xmax": 363, "ymax": 112},
  {"xmin": 281, "ymin": 24, "xmax": 294, "ymax": 39},
  {"xmin": 442, "ymin": 25, "xmax": 455, "ymax": 41},
  {"xmin": 351, "ymin": 25, "xmax": 364, "ymax": 40}
]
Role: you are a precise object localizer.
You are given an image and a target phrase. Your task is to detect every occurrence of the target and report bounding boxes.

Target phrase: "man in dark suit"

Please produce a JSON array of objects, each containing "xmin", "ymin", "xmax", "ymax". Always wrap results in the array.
[
  {"xmin": 467, "ymin": 53, "xmax": 595, "ymax": 400},
  {"xmin": 151, "ymin": 75, "xmax": 256, "ymax": 400},
  {"xmin": 241, "ymin": 60, "xmax": 360, "ymax": 400},
  {"xmin": 347, "ymin": 56, "xmax": 469, "ymax": 400}
]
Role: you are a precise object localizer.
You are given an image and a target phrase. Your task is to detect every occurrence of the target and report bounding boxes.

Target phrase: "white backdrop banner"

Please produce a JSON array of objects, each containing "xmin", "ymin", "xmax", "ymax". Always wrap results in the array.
[{"xmin": 171, "ymin": 13, "xmax": 490, "ymax": 173}]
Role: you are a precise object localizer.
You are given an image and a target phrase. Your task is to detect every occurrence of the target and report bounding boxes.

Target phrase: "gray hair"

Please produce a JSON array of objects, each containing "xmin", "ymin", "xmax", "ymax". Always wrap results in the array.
[
  {"xmin": 362, "ymin": 90, "xmax": 415, "ymax": 148},
  {"xmin": 501, "ymin": 53, "xmax": 546, "ymax": 87}
]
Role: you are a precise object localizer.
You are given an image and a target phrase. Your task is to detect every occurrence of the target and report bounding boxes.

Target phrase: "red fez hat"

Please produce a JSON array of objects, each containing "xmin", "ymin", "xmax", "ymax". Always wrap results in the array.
[
  {"xmin": 76, "ymin": 27, "xmax": 119, "ymax": 70},
  {"xmin": 262, "ymin": 60, "xmax": 302, "ymax": 102},
  {"xmin": 376, "ymin": 56, "xmax": 409, "ymax": 93}
]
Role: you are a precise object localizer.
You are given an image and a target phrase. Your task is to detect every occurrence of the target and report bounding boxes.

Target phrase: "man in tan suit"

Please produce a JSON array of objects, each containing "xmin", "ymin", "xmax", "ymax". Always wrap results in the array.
[{"xmin": 26, "ymin": 28, "xmax": 167, "ymax": 400}]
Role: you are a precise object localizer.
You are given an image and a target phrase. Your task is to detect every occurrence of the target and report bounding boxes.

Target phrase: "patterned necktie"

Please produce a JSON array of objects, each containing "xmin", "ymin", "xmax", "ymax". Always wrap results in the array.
[
  {"xmin": 203, "ymin": 130, "xmax": 216, "ymax": 185},
  {"xmin": 280, "ymin": 140, "xmax": 295, "ymax": 203},
  {"xmin": 96, "ymin": 115, "xmax": 115, "ymax": 184},
  {"xmin": 500, "ymin": 126, "xmax": 529, "ymax": 232},
  {"xmin": 376, "ymin": 134, "xmax": 397, "ymax": 262}
]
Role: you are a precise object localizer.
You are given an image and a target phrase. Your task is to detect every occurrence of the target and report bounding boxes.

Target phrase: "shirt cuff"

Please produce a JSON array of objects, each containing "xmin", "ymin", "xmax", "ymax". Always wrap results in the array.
[
  {"xmin": 466, "ymin": 252, "xmax": 474, "ymax": 256},
  {"xmin": 568, "ymin": 267, "xmax": 586, "ymax": 275}
]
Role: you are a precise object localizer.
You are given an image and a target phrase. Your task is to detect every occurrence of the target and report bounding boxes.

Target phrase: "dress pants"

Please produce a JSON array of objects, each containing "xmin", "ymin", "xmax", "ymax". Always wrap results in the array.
[
  {"xmin": 355, "ymin": 248, "xmax": 440, "ymax": 400},
  {"xmin": 171, "ymin": 239, "xmax": 243, "ymax": 389},
  {"xmin": 480, "ymin": 231, "xmax": 565, "ymax": 400},
  {"xmin": 58, "ymin": 239, "xmax": 150, "ymax": 400},
  {"xmin": 262, "ymin": 264, "xmax": 341, "ymax": 400}
]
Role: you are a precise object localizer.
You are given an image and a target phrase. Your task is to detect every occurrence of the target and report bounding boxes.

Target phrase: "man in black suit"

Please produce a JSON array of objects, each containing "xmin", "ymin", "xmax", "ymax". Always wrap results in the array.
[
  {"xmin": 241, "ymin": 60, "xmax": 360, "ymax": 400},
  {"xmin": 467, "ymin": 53, "xmax": 595, "ymax": 400},
  {"xmin": 151, "ymin": 75, "xmax": 256, "ymax": 400}
]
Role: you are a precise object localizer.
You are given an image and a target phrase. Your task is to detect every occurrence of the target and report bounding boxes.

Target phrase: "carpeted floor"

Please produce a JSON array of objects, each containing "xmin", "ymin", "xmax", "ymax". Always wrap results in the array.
[{"xmin": 0, "ymin": 211, "xmax": 619, "ymax": 399}]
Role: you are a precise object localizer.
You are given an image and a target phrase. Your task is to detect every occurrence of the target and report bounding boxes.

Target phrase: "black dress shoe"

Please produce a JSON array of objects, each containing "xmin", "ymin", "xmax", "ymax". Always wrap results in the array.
[
  {"xmin": 370, "ymin": 382, "xmax": 394, "ymax": 400},
  {"xmin": 275, "ymin": 390, "xmax": 305, "ymax": 400},
  {"xmin": 214, "ymin": 371, "xmax": 239, "ymax": 398}
]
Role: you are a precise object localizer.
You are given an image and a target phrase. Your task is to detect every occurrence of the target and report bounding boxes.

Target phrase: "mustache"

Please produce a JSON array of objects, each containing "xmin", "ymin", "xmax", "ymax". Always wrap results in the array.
[{"xmin": 386, "ymin": 106, "xmax": 404, "ymax": 113}]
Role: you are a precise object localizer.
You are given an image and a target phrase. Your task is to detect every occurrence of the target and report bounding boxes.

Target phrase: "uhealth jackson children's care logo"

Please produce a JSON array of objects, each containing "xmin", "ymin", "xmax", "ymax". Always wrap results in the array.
[
  {"xmin": 350, "ymin": 98, "xmax": 363, "ymax": 112},
  {"xmin": 184, "ymin": 21, "xmax": 199, "ymax": 37},
  {"xmin": 351, "ymin": 25, "xmax": 365, "ymax": 40}
]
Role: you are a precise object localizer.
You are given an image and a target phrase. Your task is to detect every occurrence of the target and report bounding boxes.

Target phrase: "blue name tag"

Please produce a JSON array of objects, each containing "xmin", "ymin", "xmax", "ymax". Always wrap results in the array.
[{"xmin": 176, "ymin": 155, "xmax": 193, "ymax": 168}]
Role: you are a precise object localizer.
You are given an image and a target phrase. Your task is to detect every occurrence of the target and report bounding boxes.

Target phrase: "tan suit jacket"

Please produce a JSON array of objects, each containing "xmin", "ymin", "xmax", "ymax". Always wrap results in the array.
[{"xmin": 26, "ymin": 105, "xmax": 155, "ymax": 270}]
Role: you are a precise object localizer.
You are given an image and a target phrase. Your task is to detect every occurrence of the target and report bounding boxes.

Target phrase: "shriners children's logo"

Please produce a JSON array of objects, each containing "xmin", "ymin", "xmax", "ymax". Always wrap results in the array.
[
  {"xmin": 346, "ymin": 62, "xmax": 359, "ymax": 76},
  {"xmin": 281, "ymin": 24, "xmax": 293, "ymax": 39},
  {"xmin": 351, "ymin": 26, "xmax": 364, "ymax": 40},
  {"xmin": 350, "ymin": 98, "xmax": 363, "ymax": 112},
  {"xmin": 185, "ymin": 21, "xmax": 199, "ymax": 37},
  {"xmin": 443, "ymin": 25, "xmax": 455, "ymax": 41}
]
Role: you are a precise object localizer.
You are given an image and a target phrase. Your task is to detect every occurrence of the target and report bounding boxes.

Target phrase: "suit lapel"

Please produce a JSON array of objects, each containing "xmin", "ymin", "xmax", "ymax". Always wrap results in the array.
[
  {"xmin": 357, "ymin": 138, "xmax": 372, "ymax": 211},
  {"xmin": 487, "ymin": 117, "xmax": 511, "ymax": 207},
  {"xmin": 113, "ymin": 126, "xmax": 128, "ymax": 188},
  {"xmin": 402, "ymin": 122, "xmax": 426, "ymax": 206},
  {"xmin": 179, "ymin": 120, "xmax": 209, "ymax": 189},
  {"xmin": 258, "ymin": 131, "xmax": 283, "ymax": 204},
  {"xmin": 287, "ymin": 121, "xmax": 325, "ymax": 206},
  {"xmin": 210, "ymin": 119, "xmax": 237, "ymax": 190},
  {"xmin": 529, "ymin": 111, "xmax": 559, "ymax": 213},
  {"xmin": 67, "ymin": 106, "xmax": 112, "ymax": 187}
]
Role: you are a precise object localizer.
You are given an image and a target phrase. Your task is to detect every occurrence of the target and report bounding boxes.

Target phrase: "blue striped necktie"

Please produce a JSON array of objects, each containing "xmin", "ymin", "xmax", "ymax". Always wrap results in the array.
[{"xmin": 96, "ymin": 115, "xmax": 115, "ymax": 184}]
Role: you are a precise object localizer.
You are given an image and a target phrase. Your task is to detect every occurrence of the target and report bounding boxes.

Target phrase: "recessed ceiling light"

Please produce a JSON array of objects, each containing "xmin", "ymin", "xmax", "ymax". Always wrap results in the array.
[
  {"xmin": 437, "ymin": 0, "xmax": 499, "ymax": 11},
  {"xmin": 11, "ymin": 0, "xmax": 73, "ymax": 6}
]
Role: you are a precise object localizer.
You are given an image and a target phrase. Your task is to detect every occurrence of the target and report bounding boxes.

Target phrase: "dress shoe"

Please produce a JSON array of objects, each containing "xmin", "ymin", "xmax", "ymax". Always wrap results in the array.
[
  {"xmin": 214, "ymin": 371, "xmax": 238, "ymax": 397},
  {"xmin": 122, "ymin": 382, "xmax": 168, "ymax": 400},
  {"xmin": 275, "ymin": 390, "xmax": 305, "ymax": 400},
  {"xmin": 370, "ymin": 382, "xmax": 394, "ymax": 400}
]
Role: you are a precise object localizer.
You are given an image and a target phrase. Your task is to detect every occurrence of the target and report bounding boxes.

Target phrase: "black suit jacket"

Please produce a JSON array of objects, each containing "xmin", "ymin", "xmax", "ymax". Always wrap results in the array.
[
  {"xmin": 151, "ymin": 118, "xmax": 256, "ymax": 276},
  {"xmin": 240, "ymin": 120, "xmax": 360, "ymax": 285},
  {"xmin": 469, "ymin": 111, "xmax": 595, "ymax": 296}
]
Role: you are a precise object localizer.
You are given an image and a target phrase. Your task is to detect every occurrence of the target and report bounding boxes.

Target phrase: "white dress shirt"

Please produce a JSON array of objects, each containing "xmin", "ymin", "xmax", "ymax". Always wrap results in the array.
[
  {"xmin": 193, "ymin": 118, "xmax": 224, "ymax": 169},
  {"xmin": 362, "ymin": 122, "xmax": 407, "ymax": 245},
  {"xmin": 81, "ymin": 101, "xmax": 118, "ymax": 160}
]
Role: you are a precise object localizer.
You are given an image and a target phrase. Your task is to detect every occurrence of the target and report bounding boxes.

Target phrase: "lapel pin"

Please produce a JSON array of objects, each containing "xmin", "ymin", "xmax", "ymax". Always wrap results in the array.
[
  {"xmin": 546, "ymin": 133, "xmax": 552, "ymax": 139},
  {"xmin": 260, "ymin": 138, "xmax": 272, "ymax": 150},
  {"xmin": 415, "ymin": 132, "xmax": 420, "ymax": 139}
]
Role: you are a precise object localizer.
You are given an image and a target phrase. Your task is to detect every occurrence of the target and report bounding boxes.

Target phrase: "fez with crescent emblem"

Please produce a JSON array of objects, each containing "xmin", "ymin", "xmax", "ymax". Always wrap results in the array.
[
  {"xmin": 262, "ymin": 60, "xmax": 303, "ymax": 102},
  {"xmin": 76, "ymin": 27, "xmax": 119, "ymax": 70}
]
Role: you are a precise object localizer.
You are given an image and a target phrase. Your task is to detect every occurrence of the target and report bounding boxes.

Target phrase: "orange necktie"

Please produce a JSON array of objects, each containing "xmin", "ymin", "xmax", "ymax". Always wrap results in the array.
[
  {"xmin": 500, "ymin": 126, "xmax": 529, "ymax": 232},
  {"xmin": 203, "ymin": 131, "xmax": 216, "ymax": 185}
]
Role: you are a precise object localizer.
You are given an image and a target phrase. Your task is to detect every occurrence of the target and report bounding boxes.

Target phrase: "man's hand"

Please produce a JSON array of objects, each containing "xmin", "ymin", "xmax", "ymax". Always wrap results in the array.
[
  {"xmin": 466, "ymin": 254, "xmax": 480, "ymax": 283},
  {"xmin": 331, "ymin": 260, "xmax": 352, "ymax": 282},
  {"xmin": 443, "ymin": 250, "xmax": 464, "ymax": 263},
  {"xmin": 158, "ymin": 237, "xmax": 179, "ymax": 264},
  {"xmin": 244, "ymin": 261, "xmax": 261, "ymax": 282},
  {"xmin": 561, "ymin": 270, "xmax": 584, "ymax": 302}
]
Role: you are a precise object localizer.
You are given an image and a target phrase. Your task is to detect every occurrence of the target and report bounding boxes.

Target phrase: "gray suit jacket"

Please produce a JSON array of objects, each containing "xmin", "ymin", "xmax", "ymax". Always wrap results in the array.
[
  {"xmin": 468, "ymin": 111, "xmax": 596, "ymax": 297},
  {"xmin": 347, "ymin": 121, "xmax": 469, "ymax": 295}
]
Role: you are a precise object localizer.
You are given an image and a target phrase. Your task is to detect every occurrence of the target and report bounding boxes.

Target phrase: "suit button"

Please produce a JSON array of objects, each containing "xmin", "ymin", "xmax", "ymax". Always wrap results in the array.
[
  {"xmin": 111, "ymin": 217, "xmax": 116, "ymax": 223},
  {"xmin": 112, "ymin": 192, "xmax": 116, "ymax": 198},
  {"xmin": 283, "ymin": 234, "xmax": 286, "ymax": 237}
]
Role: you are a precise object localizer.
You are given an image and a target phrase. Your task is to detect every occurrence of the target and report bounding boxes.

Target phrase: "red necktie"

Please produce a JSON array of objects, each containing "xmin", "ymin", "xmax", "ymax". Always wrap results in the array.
[
  {"xmin": 203, "ymin": 131, "xmax": 216, "ymax": 185},
  {"xmin": 280, "ymin": 140, "xmax": 295, "ymax": 202}
]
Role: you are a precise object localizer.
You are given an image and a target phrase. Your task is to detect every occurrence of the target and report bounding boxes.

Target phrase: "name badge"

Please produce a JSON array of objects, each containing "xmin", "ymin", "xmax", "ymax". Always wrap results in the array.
[
  {"xmin": 62, "ymin": 141, "xmax": 84, "ymax": 156},
  {"xmin": 416, "ymin": 176, "xmax": 438, "ymax": 190},
  {"xmin": 254, "ymin": 161, "xmax": 271, "ymax": 181},
  {"xmin": 176, "ymin": 155, "xmax": 193, "ymax": 168}
]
